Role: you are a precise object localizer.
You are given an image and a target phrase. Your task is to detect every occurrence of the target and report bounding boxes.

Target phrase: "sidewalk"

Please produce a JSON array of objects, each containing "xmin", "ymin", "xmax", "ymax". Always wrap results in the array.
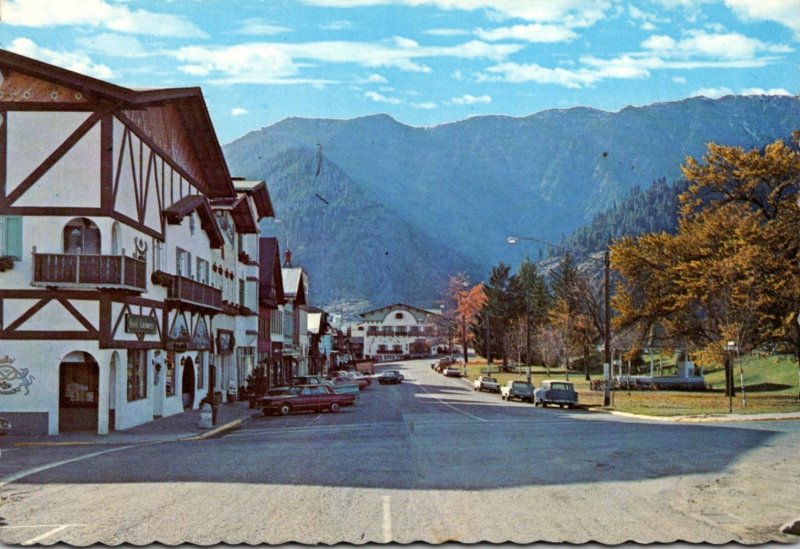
[{"xmin": 1, "ymin": 402, "xmax": 259, "ymax": 447}]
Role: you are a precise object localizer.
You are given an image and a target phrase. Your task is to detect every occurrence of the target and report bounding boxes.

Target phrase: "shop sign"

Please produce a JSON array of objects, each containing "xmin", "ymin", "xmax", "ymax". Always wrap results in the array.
[
  {"xmin": 125, "ymin": 314, "xmax": 158, "ymax": 335},
  {"xmin": 0, "ymin": 355, "xmax": 35, "ymax": 395}
]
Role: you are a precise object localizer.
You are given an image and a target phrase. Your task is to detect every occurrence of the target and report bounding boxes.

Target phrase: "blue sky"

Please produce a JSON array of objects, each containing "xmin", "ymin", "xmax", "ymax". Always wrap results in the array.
[{"xmin": 3, "ymin": 0, "xmax": 799, "ymax": 143}]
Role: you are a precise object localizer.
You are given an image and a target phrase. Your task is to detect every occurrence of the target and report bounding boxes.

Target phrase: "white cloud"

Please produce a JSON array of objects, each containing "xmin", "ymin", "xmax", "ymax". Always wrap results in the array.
[
  {"xmin": 367, "ymin": 73, "xmax": 389, "ymax": 83},
  {"xmin": 642, "ymin": 30, "xmax": 792, "ymax": 60},
  {"xmin": 75, "ymin": 33, "xmax": 147, "ymax": 57},
  {"xmin": 450, "ymin": 93, "xmax": 492, "ymax": 105},
  {"xmin": 412, "ymin": 101, "xmax": 439, "ymax": 109},
  {"xmin": 8, "ymin": 38, "xmax": 116, "ymax": 79},
  {"xmin": 672, "ymin": 76, "xmax": 687, "ymax": 83},
  {"xmin": 237, "ymin": 20, "xmax": 292, "ymax": 36},
  {"xmin": 302, "ymin": 0, "xmax": 612, "ymax": 27},
  {"xmin": 474, "ymin": 23, "xmax": 578, "ymax": 43},
  {"xmin": 725, "ymin": 0, "xmax": 800, "ymax": 39},
  {"xmin": 231, "ymin": 108, "xmax": 249, "ymax": 116},
  {"xmin": 691, "ymin": 86, "xmax": 792, "ymax": 99},
  {"xmin": 171, "ymin": 39, "xmax": 522, "ymax": 83},
  {"xmin": 425, "ymin": 28, "xmax": 471, "ymax": 36},
  {"xmin": 4, "ymin": 0, "xmax": 208, "ymax": 38},
  {"xmin": 321, "ymin": 20, "xmax": 354, "ymax": 30},
  {"xmin": 365, "ymin": 91, "xmax": 402, "ymax": 104}
]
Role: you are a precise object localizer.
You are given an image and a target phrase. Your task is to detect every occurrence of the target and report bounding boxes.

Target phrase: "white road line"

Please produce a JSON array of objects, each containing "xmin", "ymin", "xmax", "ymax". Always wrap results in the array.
[
  {"xmin": 413, "ymin": 380, "xmax": 488, "ymax": 422},
  {"xmin": 0, "ymin": 443, "xmax": 151, "ymax": 489},
  {"xmin": 22, "ymin": 524, "xmax": 71, "ymax": 545},
  {"xmin": 382, "ymin": 495, "xmax": 392, "ymax": 543}
]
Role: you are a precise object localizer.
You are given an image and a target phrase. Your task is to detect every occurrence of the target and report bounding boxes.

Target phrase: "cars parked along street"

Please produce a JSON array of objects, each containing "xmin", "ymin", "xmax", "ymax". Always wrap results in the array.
[
  {"xmin": 534, "ymin": 380, "xmax": 579, "ymax": 408},
  {"xmin": 443, "ymin": 365, "xmax": 461, "ymax": 377},
  {"xmin": 500, "ymin": 380, "xmax": 534, "ymax": 402},
  {"xmin": 473, "ymin": 376, "xmax": 500, "ymax": 393},
  {"xmin": 255, "ymin": 384, "xmax": 356, "ymax": 416}
]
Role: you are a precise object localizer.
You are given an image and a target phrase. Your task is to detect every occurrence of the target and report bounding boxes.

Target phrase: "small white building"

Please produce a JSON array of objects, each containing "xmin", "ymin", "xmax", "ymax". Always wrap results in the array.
[{"xmin": 357, "ymin": 303, "xmax": 441, "ymax": 361}]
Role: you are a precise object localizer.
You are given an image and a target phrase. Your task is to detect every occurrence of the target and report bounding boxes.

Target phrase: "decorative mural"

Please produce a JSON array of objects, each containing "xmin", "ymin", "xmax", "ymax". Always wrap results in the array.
[{"xmin": 0, "ymin": 356, "xmax": 35, "ymax": 395}]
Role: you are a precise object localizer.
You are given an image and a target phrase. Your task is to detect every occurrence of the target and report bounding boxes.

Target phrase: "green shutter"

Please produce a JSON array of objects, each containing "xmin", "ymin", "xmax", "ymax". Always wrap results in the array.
[{"xmin": 4, "ymin": 216, "xmax": 22, "ymax": 260}]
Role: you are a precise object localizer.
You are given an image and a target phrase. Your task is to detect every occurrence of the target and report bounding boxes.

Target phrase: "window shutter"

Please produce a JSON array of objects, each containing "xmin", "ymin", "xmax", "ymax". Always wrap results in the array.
[{"xmin": 4, "ymin": 216, "xmax": 22, "ymax": 260}]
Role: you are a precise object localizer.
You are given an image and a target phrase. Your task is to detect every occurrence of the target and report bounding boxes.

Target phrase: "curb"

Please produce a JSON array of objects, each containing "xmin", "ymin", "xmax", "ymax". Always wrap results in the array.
[
  {"xmin": 586, "ymin": 407, "xmax": 800, "ymax": 423},
  {"xmin": 180, "ymin": 418, "xmax": 245, "ymax": 441}
]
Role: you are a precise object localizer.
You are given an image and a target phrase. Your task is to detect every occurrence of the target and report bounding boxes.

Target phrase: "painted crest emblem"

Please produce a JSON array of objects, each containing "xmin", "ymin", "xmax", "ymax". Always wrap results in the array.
[{"xmin": 0, "ymin": 356, "xmax": 35, "ymax": 395}]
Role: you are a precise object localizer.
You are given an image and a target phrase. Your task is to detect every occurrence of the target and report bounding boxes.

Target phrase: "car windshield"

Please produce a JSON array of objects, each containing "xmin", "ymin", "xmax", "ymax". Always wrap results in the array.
[
  {"xmin": 550, "ymin": 383, "xmax": 574, "ymax": 391},
  {"xmin": 485, "ymin": 378, "xmax": 497, "ymax": 383},
  {"xmin": 512, "ymin": 382, "xmax": 531, "ymax": 388}
]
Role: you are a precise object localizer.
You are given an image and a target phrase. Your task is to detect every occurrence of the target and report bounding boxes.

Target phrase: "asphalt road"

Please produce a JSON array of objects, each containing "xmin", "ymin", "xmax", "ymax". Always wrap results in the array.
[{"xmin": 1, "ymin": 358, "xmax": 799, "ymax": 545}]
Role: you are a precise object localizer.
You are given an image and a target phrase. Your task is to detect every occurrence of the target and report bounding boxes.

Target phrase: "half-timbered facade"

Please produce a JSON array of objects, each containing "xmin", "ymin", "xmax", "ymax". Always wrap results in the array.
[
  {"xmin": 0, "ymin": 49, "xmax": 273, "ymax": 434},
  {"xmin": 357, "ymin": 303, "xmax": 441, "ymax": 361}
]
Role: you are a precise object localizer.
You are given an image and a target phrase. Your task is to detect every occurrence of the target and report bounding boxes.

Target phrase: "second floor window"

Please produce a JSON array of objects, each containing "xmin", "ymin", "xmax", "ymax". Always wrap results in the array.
[
  {"xmin": 196, "ymin": 258, "xmax": 209, "ymax": 285},
  {"xmin": 176, "ymin": 248, "xmax": 191, "ymax": 278},
  {"xmin": 0, "ymin": 216, "xmax": 22, "ymax": 260},
  {"xmin": 63, "ymin": 218, "xmax": 100, "ymax": 255}
]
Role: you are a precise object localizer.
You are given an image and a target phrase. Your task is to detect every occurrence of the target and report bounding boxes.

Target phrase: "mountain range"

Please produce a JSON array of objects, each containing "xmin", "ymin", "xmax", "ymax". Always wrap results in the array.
[{"xmin": 222, "ymin": 95, "xmax": 800, "ymax": 316}]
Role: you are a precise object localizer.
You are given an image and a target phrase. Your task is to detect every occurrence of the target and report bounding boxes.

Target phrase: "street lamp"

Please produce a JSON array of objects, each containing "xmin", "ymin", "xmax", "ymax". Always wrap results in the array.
[{"xmin": 507, "ymin": 235, "xmax": 612, "ymax": 407}]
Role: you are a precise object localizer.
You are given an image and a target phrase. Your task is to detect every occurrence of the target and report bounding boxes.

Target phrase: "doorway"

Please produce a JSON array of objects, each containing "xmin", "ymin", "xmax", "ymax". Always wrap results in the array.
[
  {"xmin": 59, "ymin": 351, "xmax": 100, "ymax": 432},
  {"xmin": 182, "ymin": 356, "xmax": 195, "ymax": 409}
]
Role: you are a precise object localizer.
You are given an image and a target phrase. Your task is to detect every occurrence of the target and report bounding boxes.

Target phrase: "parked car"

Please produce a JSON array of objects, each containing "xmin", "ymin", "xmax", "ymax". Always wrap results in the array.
[
  {"xmin": 327, "ymin": 376, "xmax": 361, "ymax": 394},
  {"xmin": 339, "ymin": 370, "xmax": 372, "ymax": 388},
  {"xmin": 534, "ymin": 380, "xmax": 579, "ymax": 408},
  {"xmin": 501, "ymin": 380, "xmax": 535, "ymax": 402},
  {"xmin": 0, "ymin": 416, "xmax": 10, "ymax": 435},
  {"xmin": 255, "ymin": 384, "xmax": 356, "ymax": 416},
  {"xmin": 376, "ymin": 370, "xmax": 404, "ymax": 384},
  {"xmin": 432, "ymin": 356, "xmax": 455, "ymax": 372},
  {"xmin": 443, "ymin": 365, "xmax": 461, "ymax": 377},
  {"xmin": 473, "ymin": 376, "xmax": 500, "ymax": 393}
]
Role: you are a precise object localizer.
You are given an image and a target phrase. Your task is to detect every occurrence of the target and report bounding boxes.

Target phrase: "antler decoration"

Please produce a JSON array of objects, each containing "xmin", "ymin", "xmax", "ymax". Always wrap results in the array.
[{"xmin": 134, "ymin": 237, "xmax": 149, "ymax": 261}]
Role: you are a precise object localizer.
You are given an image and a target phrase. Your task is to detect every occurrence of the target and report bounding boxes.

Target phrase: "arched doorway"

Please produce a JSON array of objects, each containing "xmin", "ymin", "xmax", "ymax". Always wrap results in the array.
[
  {"xmin": 63, "ymin": 218, "xmax": 101, "ymax": 255},
  {"xmin": 59, "ymin": 351, "xmax": 100, "ymax": 432},
  {"xmin": 182, "ymin": 356, "xmax": 195, "ymax": 410}
]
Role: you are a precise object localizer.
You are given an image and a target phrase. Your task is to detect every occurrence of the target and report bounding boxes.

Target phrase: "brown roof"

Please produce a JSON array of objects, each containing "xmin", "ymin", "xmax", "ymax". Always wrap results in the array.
[
  {"xmin": 0, "ymin": 48, "xmax": 235, "ymax": 199},
  {"xmin": 164, "ymin": 195, "xmax": 224, "ymax": 248},
  {"xmin": 259, "ymin": 237, "xmax": 284, "ymax": 308}
]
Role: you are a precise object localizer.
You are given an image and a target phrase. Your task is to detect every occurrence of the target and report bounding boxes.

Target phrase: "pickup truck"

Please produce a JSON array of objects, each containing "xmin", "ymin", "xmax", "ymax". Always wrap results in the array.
[
  {"xmin": 473, "ymin": 376, "xmax": 500, "ymax": 393},
  {"xmin": 500, "ymin": 380, "xmax": 534, "ymax": 402}
]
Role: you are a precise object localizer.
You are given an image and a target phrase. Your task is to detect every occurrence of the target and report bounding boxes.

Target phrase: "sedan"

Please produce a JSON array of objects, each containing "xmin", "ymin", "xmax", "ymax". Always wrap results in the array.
[
  {"xmin": 376, "ymin": 370, "xmax": 404, "ymax": 384},
  {"xmin": 443, "ymin": 365, "xmax": 461, "ymax": 377},
  {"xmin": 256, "ymin": 384, "xmax": 356, "ymax": 416}
]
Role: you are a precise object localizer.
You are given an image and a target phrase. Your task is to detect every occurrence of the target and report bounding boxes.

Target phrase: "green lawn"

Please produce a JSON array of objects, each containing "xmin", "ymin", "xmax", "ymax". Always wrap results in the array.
[{"xmin": 458, "ymin": 354, "xmax": 800, "ymax": 416}]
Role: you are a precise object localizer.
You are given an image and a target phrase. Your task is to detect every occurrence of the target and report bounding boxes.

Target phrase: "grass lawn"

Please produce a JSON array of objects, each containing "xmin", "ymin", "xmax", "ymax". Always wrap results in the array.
[{"xmin": 458, "ymin": 355, "xmax": 800, "ymax": 416}]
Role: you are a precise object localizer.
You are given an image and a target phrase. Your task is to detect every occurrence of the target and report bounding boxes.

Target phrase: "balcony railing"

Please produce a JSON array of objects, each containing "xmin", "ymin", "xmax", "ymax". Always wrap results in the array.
[
  {"xmin": 166, "ymin": 275, "xmax": 222, "ymax": 312},
  {"xmin": 32, "ymin": 249, "xmax": 147, "ymax": 292}
]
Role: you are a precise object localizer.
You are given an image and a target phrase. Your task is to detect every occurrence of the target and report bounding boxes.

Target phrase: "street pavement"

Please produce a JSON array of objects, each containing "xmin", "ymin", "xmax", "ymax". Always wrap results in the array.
[{"xmin": 1, "ymin": 359, "xmax": 799, "ymax": 545}]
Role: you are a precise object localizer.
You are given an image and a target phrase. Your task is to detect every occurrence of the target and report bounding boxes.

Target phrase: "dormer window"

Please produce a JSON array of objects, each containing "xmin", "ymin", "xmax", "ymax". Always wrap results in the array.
[{"xmin": 395, "ymin": 312, "xmax": 403, "ymax": 320}]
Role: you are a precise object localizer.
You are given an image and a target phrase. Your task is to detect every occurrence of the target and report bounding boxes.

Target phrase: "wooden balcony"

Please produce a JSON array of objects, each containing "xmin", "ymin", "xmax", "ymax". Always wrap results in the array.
[
  {"xmin": 32, "ymin": 250, "xmax": 147, "ymax": 292},
  {"xmin": 166, "ymin": 274, "xmax": 223, "ymax": 313}
]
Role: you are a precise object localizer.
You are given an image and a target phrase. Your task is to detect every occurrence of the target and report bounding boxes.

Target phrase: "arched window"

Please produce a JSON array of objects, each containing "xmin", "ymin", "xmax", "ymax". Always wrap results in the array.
[
  {"xmin": 63, "ymin": 218, "xmax": 100, "ymax": 255},
  {"xmin": 111, "ymin": 222, "xmax": 122, "ymax": 255}
]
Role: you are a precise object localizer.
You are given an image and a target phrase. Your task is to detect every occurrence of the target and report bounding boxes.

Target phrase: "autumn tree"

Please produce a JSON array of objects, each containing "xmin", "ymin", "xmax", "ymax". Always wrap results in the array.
[
  {"xmin": 612, "ymin": 135, "xmax": 800, "ymax": 393},
  {"xmin": 445, "ymin": 273, "xmax": 486, "ymax": 365}
]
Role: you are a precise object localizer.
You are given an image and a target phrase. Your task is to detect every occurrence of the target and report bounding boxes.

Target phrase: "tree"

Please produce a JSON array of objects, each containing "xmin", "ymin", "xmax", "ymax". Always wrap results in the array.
[
  {"xmin": 612, "ymin": 135, "xmax": 800, "ymax": 394},
  {"xmin": 515, "ymin": 257, "xmax": 551, "ymax": 370},
  {"xmin": 446, "ymin": 273, "xmax": 486, "ymax": 367},
  {"xmin": 482, "ymin": 262, "xmax": 521, "ymax": 367}
]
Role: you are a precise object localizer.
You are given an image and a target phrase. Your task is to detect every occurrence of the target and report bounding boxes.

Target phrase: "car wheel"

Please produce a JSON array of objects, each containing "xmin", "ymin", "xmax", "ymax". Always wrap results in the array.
[
  {"xmin": 279, "ymin": 403, "xmax": 292, "ymax": 416},
  {"xmin": 329, "ymin": 402, "xmax": 341, "ymax": 413}
]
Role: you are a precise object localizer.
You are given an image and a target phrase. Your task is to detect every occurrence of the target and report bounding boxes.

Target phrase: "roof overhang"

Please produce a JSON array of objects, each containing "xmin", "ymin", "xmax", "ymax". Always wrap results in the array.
[{"xmin": 164, "ymin": 195, "xmax": 224, "ymax": 248}]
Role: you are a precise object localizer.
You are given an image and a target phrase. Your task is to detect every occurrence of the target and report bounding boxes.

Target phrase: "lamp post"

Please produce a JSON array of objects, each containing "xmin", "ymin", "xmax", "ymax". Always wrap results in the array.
[{"xmin": 507, "ymin": 235, "xmax": 612, "ymax": 407}]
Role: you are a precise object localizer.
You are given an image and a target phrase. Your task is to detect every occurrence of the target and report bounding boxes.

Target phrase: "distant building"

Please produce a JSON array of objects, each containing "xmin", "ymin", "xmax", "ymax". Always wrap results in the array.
[{"xmin": 355, "ymin": 303, "xmax": 441, "ymax": 361}]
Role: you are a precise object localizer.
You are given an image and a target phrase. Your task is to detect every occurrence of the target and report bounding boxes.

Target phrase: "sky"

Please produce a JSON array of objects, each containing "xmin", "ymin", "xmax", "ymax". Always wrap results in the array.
[{"xmin": 2, "ymin": 0, "xmax": 799, "ymax": 144}]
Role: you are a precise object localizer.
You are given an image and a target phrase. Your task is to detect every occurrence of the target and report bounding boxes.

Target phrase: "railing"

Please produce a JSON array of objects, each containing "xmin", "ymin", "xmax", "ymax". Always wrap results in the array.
[
  {"xmin": 32, "ymin": 249, "xmax": 147, "ymax": 291},
  {"xmin": 167, "ymin": 275, "xmax": 222, "ymax": 311}
]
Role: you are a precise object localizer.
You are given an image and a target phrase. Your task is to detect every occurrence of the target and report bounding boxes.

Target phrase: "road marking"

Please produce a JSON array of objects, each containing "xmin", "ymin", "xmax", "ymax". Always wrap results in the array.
[
  {"xmin": 413, "ymin": 381, "xmax": 488, "ymax": 422},
  {"xmin": 0, "ymin": 443, "xmax": 150, "ymax": 489},
  {"xmin": 382, "ymin": 495, "xmax": 392, "ymax": 543},
  {"xmin": 22, "ymin": 524, "xmax": 72, "ymax": 545}
]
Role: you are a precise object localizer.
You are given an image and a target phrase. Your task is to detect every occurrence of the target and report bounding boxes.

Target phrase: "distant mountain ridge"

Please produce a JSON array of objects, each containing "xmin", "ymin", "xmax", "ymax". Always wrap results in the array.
[{"xmin": 222, "ymin": 95, "xmax": 800, "ymax": 313}]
